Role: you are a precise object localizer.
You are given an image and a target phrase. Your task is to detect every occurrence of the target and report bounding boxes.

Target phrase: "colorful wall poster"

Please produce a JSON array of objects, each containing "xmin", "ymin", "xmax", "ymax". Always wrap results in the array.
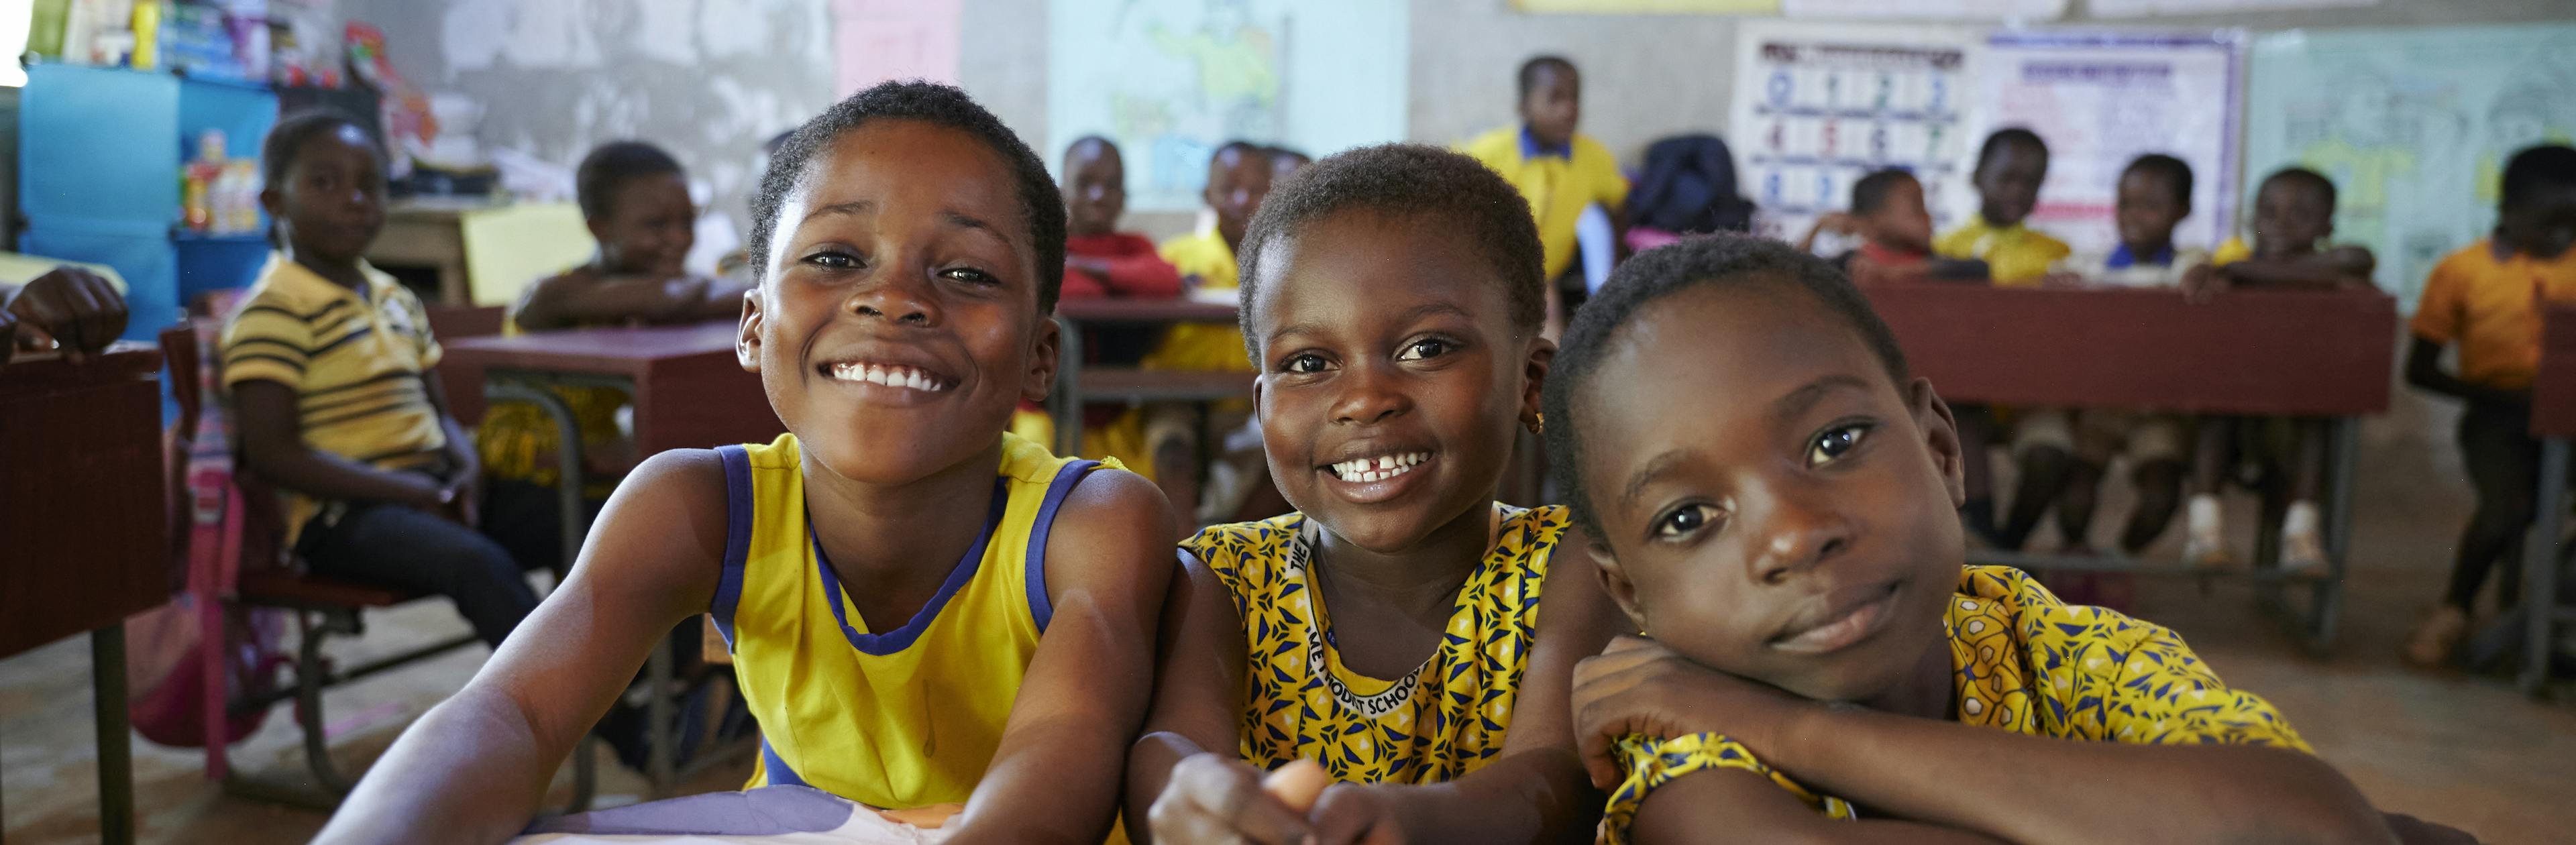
[
  {"xmin": 1782, "ymin": 0, "xmax": 2065, "ymax": 20},
  {"xmin": 2245, "ymin": 23, "xmax": 2576, "ymax": 306},
  {"xmin": 1047, "ymin": 0, "xmax": 1406, "ymax": 213},
  {"xmin": 1960, "ymin": 30, "xmax": 2245, "ymax": 260},
  {"xmin": 1730, "ymin": 21, "xmax": 1987, "ymax": 246}
]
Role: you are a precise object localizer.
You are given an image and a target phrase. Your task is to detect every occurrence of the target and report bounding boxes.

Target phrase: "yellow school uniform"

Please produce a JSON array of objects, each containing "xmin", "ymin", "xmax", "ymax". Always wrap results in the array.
[
  {"xmin": 472, "ymin": 299, "xmax": 628, "ymax": 491},
  {"xmin": 219, "ymin": 253, "xmax": 447, "ymax": 543},
  {"xmin": 711, "ymin": 431, "xmax": 1116, "ymax": 809},
  {"xmin": 1935, "ymin": 219, "xmax": 2072, "ymax": 286},
  {"xmin": 2408, "ymin": 239, "xmax": 2576, "ymax": 392},
  {"xmin": 1146, "ymin": 227, "xmax": 1254, "ymax": 374},
  {"xmin": 1599, "ymin": 565, "xmax": 2308, "ymax": 842},
  {"xmin": 2211, "ymin": 235, "xmax": 2253, "ymax": 267},
  {"xmin": 1181, "ymin": 504, "xmax": 1568, "ymax": 784},
  {"xmin": 1462, "ymin": 126, "xmax": 1631, "ymax": 281}
]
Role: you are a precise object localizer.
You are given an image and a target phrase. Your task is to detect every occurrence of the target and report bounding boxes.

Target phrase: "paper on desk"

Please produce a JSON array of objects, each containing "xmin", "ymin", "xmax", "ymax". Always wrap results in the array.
[
  {"xmin": 515, "ymin": 786, "xmax": 953, "ymax": 845},
  {"xmin": 1186, "ymin": 286, "xmax": 1242, "ymax": 306}
]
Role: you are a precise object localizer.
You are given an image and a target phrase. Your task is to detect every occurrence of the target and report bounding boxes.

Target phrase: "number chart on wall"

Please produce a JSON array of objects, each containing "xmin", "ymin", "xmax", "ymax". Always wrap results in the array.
[{"xmin": 1731, "ymin": 21, "xmax": 1984, "ymax": 245}]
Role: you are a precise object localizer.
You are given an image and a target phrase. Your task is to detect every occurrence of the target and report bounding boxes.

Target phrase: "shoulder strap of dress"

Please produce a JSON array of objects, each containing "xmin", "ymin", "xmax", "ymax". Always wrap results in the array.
[
  {"xmin": 709, "ymin": 444, "xmax": 757, "ymax": 649},
  {"xmin": 1023, "ymin": 459, "xmax": 1104, "ymax": 632}
]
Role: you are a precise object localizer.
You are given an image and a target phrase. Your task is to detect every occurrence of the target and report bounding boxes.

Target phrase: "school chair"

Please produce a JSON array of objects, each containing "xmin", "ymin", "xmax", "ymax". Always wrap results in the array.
[{"xmin": 170, "ymin": 296, "xmax": 595, "ymax": 809}]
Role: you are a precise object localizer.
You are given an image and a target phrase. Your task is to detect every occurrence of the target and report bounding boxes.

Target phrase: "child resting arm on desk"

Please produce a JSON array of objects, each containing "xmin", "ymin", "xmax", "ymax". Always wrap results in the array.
[
  {"xmin": 312, "ymin": 82, "xmax": 1176, "ymax": 845},
  {"xmin": 1544, "ymin": 234, "xmax": 2430, "ymax": 845}
]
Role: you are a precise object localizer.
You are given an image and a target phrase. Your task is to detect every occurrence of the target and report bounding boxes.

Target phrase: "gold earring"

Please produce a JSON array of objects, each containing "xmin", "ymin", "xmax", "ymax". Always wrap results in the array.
[{"xmin": 1530, "ymin": 412, "xmax": 1546, "ymax": 435}]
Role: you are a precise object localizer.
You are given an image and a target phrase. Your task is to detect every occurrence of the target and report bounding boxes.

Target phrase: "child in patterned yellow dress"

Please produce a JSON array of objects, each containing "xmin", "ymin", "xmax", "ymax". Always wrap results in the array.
[
  {"xmin": 1540, "ymin": 235, "xmax": 2415, "ymax": 844},
  {"xmin": 1127, "ymin": 145, "xmax": 1627, "ymax": 844}
]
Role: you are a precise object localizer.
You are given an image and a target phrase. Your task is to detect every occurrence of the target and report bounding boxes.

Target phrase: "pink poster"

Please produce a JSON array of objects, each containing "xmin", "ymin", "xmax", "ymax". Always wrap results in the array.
[{"xmin": 834, "ymin": 0, "xmax": 962, "ymax": 94}]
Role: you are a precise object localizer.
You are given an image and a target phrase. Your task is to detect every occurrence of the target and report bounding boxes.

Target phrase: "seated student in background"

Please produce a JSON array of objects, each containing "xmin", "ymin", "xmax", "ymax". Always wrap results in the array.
[
  {"xmin": 1798, "ymin": 168, "xmax": 1986, "ymax": 285},
  {"xmin": 1130, "ymin": 145, "xmax": 1624, "ymax": 844},
  {"xmin": 1542, "ymin": 234, "xmax": 2409, "ymax": 845},
  {"xmin": 312, "ymin": 82, "xmax": 1175, "ymax": 845},
  {"xmin": 2178, "ymin": 167, "xmax": 2377, "ymax": 575},
  {"xmin": 511, "ymin": 142, "xmax": 750, "ymax": 332},
  {"xmin": 2401, "ymin": 144, "xmax": 2576, "ymax": 668},
  {"xmin": 2004, "ymin": 154, "xmax": 2200, "ymax": 601},
  {"xmin": 1936, "ymin": 127, "xmax": 2070, "ymax": 286},
  {"xmin": 223, "ymin": 110, "xmax": 545, "ymax": 655},
  {"xmin": 0, "ymin": 264, "xmax": 127, "ymax": 365},
  {"xmin": 1027, "ymin": 134, "xmax": 1191, "ymax": 508},
  {"xmin": 1463, "ymin": 54, "xmax": 1631, "ymax": 334},
  {"xmin": 1146, "ymin": 140, "xmax": 1274, "ymax": 522}
]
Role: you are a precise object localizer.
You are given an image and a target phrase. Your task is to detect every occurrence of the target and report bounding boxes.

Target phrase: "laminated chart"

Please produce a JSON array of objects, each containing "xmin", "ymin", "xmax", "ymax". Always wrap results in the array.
[{"xmin": 1731, "ymin": 21, "xmax": 1986, "ymax": 245}]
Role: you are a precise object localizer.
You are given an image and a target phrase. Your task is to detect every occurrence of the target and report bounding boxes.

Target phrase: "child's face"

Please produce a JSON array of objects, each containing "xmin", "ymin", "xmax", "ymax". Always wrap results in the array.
[
  {"xmin": 1973, "ymin": 141, "xmax": 2046, "ymax": 227},
  {"xmin": 1520, "ymin": 64, "xmax": 1581, "ymax": 150},
  {"xmin": 594, "ymin": 172, "xmax": 697, "ymax": 277},
  {"xmin": 2499, "ymin": 182, "xmax": 2576, "ymax": 261},
  {"xmin": 741, "ymin": 119, "xmax": 1057, "ymax": 486},
  {"xmin": 266, "ymin": 125, "xmax": 387, "ymax": 266},
  {"xmin": 1248, "ymin": 210, "xmax": 1548, "ymax": 553},
  {"xmin": 1863, "ymin": 176, "xmax": 1933, "ymax": 255},
  {"xmin": 2114, "ymin": 169, "xmax": 2187, "ymax": 256},
  {"xmin": 1205, "ymin": 147, "xmax": 1274, "ymax": 249},
  {"xmin": 2250, "ymin": 177, "xmax": 2333, "ymax": 259},
  {"xmin": 1573, "ymin": 282, "xmax": 1966, "ymax": 703},
  {"xmin": 1063, "ymin": 141, "xmax": 1126, "ymax": 239}
]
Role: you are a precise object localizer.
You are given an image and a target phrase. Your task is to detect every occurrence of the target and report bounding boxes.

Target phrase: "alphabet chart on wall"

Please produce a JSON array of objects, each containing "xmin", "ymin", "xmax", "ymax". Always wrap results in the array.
[{"xmin": 1731, "ymin": 21, "xmax": 1985, "ymax": 245}]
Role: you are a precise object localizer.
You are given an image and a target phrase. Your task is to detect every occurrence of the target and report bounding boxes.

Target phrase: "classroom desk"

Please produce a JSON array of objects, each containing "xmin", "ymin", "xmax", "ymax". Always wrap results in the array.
[
  {"xmin": 1862, "ymin": 283, "xmax": 2398, "ymax": 649},
  {"xmin": 1046, "ymin": 297, "xmax": 1248, "ymax": 457},
  {"xmin": 2518, "ymin": 303, "xmax": 2576, "ymax": 694},
  {"xmin": 0, "ymin": 344, "xmax": 171, "ymax": 845},
  {"xmin": 441, "ymin": 323, "xmax": 780, "ymax": 795}
]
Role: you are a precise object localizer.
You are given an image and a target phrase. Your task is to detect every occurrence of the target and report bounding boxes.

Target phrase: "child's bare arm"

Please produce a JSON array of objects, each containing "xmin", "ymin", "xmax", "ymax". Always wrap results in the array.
[
  {"xmin": 1629, "ymin": 767, "xmax": 2004, "ymax": 845},
  {"xmin": 1314, "ymin": 532, "xmax": 1629, "ymax": 844},
  {"xmin": 948, "ymin": 468, "xmax": 1177, "ymax": 845},
  {"xmin": 2406, "ymin": 336, "xmax": 2529, "ymax": 406},
  {"xmin": 1130, "ymin": 550, "xmax": 1288, "ymax": 845},
  {"xmin": 2218, "ymin": 251, "xmax": 2375, "ymax": 290},
  {"xmin": 1576, "ymin": 638, "xmax": 2393, "ymax": 845},
  {"xmin": 233, "ymin": 379, "xmax": 455, "ymax": 507},
  {"xmin": 515, "ymin": 270, "xmax": 750, "ymax": 331},
  {"xmin": 312, "ymin": 449, "xmax": 727, "ymax": 845}
]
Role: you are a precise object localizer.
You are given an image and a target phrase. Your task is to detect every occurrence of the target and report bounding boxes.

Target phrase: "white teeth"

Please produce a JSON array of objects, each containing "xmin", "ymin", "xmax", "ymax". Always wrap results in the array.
[
  {"xmin": 826, "ymin": 362, "xmax": 946, "ymax": 392},
  {"xmin": 1330, "ymin": 451, "xmax": 1431, "ymax": 482}
]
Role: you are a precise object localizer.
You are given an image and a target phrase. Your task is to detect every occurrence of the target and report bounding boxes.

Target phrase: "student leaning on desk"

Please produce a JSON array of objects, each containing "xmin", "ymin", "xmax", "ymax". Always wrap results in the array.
[{"xmin": 0, "ymin": 260, "xmax": 129, "ymax": 365}]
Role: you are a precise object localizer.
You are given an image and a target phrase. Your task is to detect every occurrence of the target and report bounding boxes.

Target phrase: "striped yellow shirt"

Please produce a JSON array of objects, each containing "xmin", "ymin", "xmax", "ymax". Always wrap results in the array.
[{"xmin": 219, "ymin": 253, "xmax": 448, "ymax": 541}]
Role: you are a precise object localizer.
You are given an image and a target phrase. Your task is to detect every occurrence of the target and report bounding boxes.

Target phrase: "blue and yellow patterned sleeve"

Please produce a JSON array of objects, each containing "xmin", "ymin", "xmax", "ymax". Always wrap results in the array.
[
  {"xmin": 2099, "ymin": 624, "xmax": 2312, "ymax": 751},
  {"xmin": 1600, "ymin": 733, "xmax": 1854, "ymax": 844}
]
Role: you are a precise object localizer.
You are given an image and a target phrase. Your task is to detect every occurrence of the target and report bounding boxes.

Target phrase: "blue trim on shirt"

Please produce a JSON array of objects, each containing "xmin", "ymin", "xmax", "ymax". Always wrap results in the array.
[
  {"xmin": 2105, "ymin": 242, "xmax": 2176, "ymax": 270},
  {"xmin": 710, "ymin": 445, "xmax": 755, "ymax": 650},
  {"xmin": 1520, "ymin": 125, "xmax": 1571, "ymax": 160},
  {"xmin": 812, "ymin": 479, "xmax": 1008, "ymax": 656},
  {"xmin": 1022, "ymin": 459, "xmax": 1102, "ymax": 632},
  {"xmin": 759, "ymin": 738, "xmax": 808, "ymax": 788}
]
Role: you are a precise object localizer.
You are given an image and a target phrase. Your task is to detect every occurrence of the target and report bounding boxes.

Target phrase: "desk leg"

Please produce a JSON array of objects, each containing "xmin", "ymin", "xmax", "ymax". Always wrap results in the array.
[
  {"xmin": 2522, "ymin": 437, "xmax": 2569, "ymax": 695},
  {"xmin": 2308, "ymin": 416, "xmax": 2361, "ymax": 651},
  {"xmin": 93, "ymin": 626, "xmax": 133, "ymax": 845},
  {"xmin": 482, "ymin": 382, "xmax": 588, "ymax": 581},
  {"xmin": 1051, "ymin": 315, "xmax": 1085, "ymax": 457}
]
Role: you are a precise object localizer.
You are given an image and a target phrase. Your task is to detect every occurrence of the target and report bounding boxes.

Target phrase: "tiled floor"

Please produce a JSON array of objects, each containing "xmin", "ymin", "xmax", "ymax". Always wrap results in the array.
[{"xmin": 5, "ymin": 396, "xmax": 2573, "ymax": 843}]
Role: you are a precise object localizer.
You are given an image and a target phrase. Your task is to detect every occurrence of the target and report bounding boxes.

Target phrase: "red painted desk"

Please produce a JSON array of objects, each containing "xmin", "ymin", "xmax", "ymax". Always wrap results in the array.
[
  {"xmin": 1046, "ymin": 298, "xmax": 1248, "ymax": 458},
  {"xmin": 1864, "ymin": 284, "xmax": 2398, "ymax": 649},
  {"xmin": 0, "ymin": 344, "xmax": 170, "ymax": 845},
  {"xmin": 441, "ymin": 322, "xmax": 780, "ymax": 794},
  {"xmin": 2518, "ymin": 303, "xmax": 2576, "ymax": 693}
]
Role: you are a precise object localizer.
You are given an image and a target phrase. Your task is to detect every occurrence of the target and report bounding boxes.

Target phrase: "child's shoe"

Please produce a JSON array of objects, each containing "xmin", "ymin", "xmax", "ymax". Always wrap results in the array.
[
  {"xmin": 2183, "ymin": 494, "xmax": 2228, "ymax": 569},
  {"xmin": 2279, "ymin": 500, "xmax": 2326, "ymax": 577},
  {"xmin": 2402, "ymin": 605, "xmax": 2470, "ymax": 668}
]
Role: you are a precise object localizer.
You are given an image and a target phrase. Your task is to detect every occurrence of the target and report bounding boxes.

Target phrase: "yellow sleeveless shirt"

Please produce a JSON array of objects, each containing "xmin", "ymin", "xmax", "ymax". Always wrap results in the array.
[
  {"xmin": 711, "ymin": 431, "xmax": 1112, "ymax": 809},
  {"xmin": 1180, "ymin": 503, "xmax": 1568, "ymax": 785}
]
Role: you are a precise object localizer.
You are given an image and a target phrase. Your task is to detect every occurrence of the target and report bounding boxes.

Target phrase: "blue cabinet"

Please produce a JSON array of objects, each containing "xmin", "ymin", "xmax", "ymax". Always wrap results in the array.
[{"xmin": 19, "ymin": 63, "xmax": 278, "ymax": 340}]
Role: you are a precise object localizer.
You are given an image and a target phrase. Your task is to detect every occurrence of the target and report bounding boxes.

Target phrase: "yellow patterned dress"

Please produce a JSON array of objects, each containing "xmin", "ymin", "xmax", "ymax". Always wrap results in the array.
[
  {"xmin": 1181, "ymin": 504, "xmax": 1567, "ymax": 785},
  {"xmin": 1601, "ymin": 565, "xmax": 2310, "ymax": 843}
]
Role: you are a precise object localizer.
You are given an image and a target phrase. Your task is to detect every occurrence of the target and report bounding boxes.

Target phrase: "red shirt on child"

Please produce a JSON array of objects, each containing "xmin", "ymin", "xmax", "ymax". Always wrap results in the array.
[{"xmin": 1061, "ymin": 233, "xmax": 1183, "ymax": 300}]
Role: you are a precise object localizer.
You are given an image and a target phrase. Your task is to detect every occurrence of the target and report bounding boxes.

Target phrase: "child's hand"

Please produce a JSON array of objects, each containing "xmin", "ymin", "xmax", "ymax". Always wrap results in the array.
[
  {"xmin": 1305, "ymin": 784, "xmax": 1406, "ymax": 845},
  {"xmin": 2181, "ymin": 263, "xmax": 2229, "ymax": 304},
  {"xmin": 1815, "ymin": 212, "xmax": 1861, "ymax": 236},
  {"xmin": 2037, "ymin": 271, "xmax": 2089, "ymax": 290},
  {"xmin": 1146, "ymin": 752, "xmax": 1313, "ymax": 845},
  {"xmin": 1572, "ymin": 635, "xmax": 1812, "ymax": 791},
  {"xmin": 7, "ymin": 266, "xmax": 128, "ymax": 361}
]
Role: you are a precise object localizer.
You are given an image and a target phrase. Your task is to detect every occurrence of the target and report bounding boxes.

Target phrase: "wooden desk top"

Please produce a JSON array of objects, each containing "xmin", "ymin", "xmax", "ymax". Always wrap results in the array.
[
  {"xmin": 1, "ymin": 345, "xmax": 171, "ymax": 657},
  {"xmin": 441, "ymin": 323, "xmax": 741, "ymax": 376},
  {"xmin": 1862, "ymin": 284, "xmax": 2398, "ymax": 416},
  {"xmin": 2534, "ymin": 303, "xmax": 2576, "ymax": 438},
  {"xmin": 1057, "ymin": 298, "xmax": 1239, "ymax": 325}
]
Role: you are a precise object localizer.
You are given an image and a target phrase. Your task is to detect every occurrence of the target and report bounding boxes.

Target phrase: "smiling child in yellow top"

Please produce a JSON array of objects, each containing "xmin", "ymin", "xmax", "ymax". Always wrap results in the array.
[
  {"xmin": 312, "ymin": 82, "xmax": 1175, "ymax": 845},
  {"xmin": 1540, "ymin": 235, "xmax": 2414, "ymax": 844}
]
